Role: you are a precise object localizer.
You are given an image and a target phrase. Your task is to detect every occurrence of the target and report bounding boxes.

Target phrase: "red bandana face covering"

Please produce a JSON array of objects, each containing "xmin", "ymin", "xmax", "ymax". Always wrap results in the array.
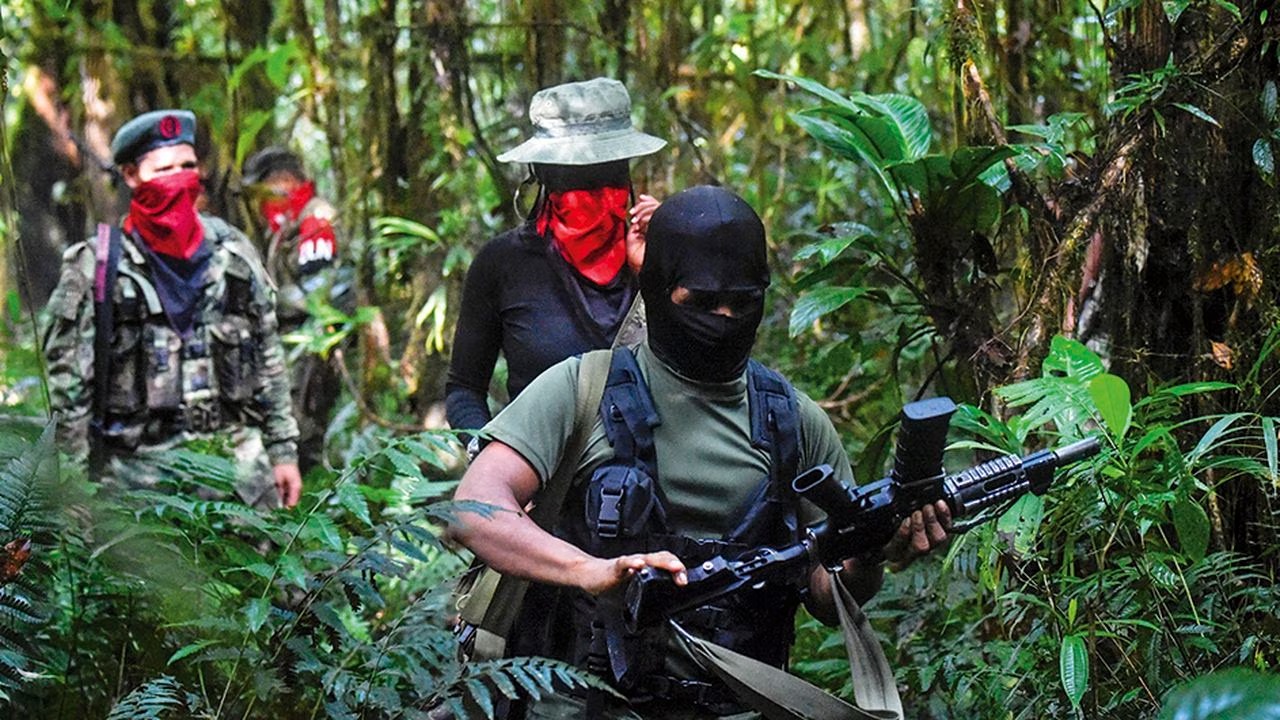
[
  {"xmin": 128, "ymin": 170, "xmax": 205, "ymax": 259},
  {"xmin": 259, "ymin": 181, "xmax": 317, "ymax": 233},
  {"xmin": 536, "ymin": 185, "xmax": 631, "ymax": 285}
]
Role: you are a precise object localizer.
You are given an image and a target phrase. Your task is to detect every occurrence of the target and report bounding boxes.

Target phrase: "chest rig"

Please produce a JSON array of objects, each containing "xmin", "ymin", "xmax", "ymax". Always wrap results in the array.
[
  {"xmin": 572, "ymin": 347, "xmax": 805, "ymax": 714},
  {"xmin": 95, "ymin": 228, "xmax": 262, "ymax": 452}
]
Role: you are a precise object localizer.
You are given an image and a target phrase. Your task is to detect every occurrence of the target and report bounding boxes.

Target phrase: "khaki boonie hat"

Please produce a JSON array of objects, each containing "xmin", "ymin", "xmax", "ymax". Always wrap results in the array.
[{"xmin": 497, "ymin": 78, "xmax": 667, "ymax": 165}]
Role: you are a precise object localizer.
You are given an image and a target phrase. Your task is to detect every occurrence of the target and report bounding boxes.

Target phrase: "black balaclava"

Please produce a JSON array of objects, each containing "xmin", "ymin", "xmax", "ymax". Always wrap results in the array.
[{"xmin": 640, "ymin": 185, "xmax": 769, "ymax": 382}]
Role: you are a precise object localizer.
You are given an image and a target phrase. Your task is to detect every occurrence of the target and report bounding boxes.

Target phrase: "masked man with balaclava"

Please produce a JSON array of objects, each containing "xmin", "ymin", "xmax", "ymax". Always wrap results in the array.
[
  {"xmin": 448, "ymin": 186, "xmax": 952, "ymax": 719},
  {"xmin": 43, "ymin": 110, "xmax": 302, "ymax": 509},
  {"xmin": 445, "ymin": 77, "xmax": 663, "ymax": 437}
]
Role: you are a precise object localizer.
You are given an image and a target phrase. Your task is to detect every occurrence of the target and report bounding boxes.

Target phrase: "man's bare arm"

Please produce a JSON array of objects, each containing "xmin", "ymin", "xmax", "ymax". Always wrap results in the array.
[{"xmin": 448, "ymin": 441, "xmax": 687, "ymax": 596}]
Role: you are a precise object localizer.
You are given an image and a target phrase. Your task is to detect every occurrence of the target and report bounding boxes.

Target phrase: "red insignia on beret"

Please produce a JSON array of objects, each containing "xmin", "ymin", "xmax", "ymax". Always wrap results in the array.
[{"xmin": 158, "ymin": 115, "xmax": 181, "ymax": 139}]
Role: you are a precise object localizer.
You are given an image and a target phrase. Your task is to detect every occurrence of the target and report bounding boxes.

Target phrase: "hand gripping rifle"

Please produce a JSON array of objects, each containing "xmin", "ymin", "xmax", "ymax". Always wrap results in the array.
[{"xmin": 623, "ymin": 397, "xmax": 1100, "ymax": 631}]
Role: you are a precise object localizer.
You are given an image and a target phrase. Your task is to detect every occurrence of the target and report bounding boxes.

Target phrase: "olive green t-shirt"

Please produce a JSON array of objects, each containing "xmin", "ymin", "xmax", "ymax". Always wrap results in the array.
[
  {"xmin": 484, "ymin": 341, "xmax": 853, "ymax": 545},
  {"xmin": 483, "ymin": 343, "xmax": 855, "ymax": 719}
]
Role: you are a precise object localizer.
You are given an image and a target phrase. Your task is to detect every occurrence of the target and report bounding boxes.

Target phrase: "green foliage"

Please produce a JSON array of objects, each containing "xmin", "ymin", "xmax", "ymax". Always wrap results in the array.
[
  {"xmin": 1157, "ymin": 668, "xmax": 1280, "ymax": 719},
  {"xmin": 0, "ymin": 420, "xmax": 54, "ymax": 700},
  {"xmin": 105, "ymin": 676, "xmax": 201, "ymax": 720},
  {"xmin": 795, "ymin": 337, "xmax": 1280, "ymax": 718},
  {"xmin": 0, "ymin": 427, "xmax": 604, "ymax": 719}
]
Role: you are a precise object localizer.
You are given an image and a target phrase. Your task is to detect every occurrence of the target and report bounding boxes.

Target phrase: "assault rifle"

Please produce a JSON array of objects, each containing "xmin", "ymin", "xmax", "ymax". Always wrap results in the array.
[{"xmin": 623, "ymin": 397, "xmax": 1100, "ymax": 630}]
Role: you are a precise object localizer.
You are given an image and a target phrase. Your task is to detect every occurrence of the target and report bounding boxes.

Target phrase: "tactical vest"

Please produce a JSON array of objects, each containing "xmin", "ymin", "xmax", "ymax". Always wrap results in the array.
[
  {"xmin": 96, "ymin": 224, "xmax": 264, "ymax": 452},
  {"xmin": 518, "ymin": 347, "xmax": 804, "ymax": 715}
]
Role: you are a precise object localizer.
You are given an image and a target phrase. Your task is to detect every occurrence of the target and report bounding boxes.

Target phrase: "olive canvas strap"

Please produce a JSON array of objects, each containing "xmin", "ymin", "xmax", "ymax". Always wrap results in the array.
[
  {"xmin": 671, "ymin": 571, "xmax": 903, "ymax": 720},
  {"xmin": 457, "ymin": 348, "xmax": 613, "ymax": 660}
]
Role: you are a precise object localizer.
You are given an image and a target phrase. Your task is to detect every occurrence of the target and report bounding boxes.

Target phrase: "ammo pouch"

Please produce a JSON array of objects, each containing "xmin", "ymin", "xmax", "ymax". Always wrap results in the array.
[
  {"xmin": 211, "ymin": 315, "xmax": 257, "ymax": 404},
  {"xmin": 585, "ymin": 464, "xmax": 667, "ymax": 541},
  {"xmin": 144, "ymin": 324, "xmax": 184, "ymax": 411}
]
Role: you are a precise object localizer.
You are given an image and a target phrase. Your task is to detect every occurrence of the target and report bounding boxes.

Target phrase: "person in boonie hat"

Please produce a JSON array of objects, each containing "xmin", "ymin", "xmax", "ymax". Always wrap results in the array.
[{"xmin": 445, "ymin": 78, "xmax": 666, "ymax": 437}]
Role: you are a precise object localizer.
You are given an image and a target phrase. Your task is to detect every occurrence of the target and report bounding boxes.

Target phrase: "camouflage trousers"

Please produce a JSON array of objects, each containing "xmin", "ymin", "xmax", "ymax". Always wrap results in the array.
[{"xmin": 102, "ymin": 426, "xmax": 281, "ymax": 510}]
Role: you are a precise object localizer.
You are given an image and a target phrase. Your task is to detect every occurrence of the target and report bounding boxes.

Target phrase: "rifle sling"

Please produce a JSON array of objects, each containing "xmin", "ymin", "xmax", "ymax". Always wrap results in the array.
[
  {"xmin": 90, "ymin": 224, "xmax": 123, "ymax": 461},
  {"xmin": 672, "ymin": 571, "xmax": 904, "ymax": 720}
]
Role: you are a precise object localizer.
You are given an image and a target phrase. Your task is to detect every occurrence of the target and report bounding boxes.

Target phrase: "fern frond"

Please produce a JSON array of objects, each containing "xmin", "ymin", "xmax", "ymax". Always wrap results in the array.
[
  {"xmin": 0, "ymin": 423, "xmax": 54, "ymax": 534},
  {"xmin": 106, "ymin": 675, "xmax": 198, "ymax": 720}
]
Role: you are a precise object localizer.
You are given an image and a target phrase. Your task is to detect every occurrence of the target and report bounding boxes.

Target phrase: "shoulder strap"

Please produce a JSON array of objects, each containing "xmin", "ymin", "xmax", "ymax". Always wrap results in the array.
[
  {"xmin": 91, "ymin": 224, "xmax": 123, "ymax": 429},
  {"xmin": 459, "ymin": 349, "xmax": 613, "ymax": 660},
  {"xmin": 529, "ymin": 348, "xmax": 612, "ymax": 526},
  {"xmin": 598, "ymin": 346, "xmax": 661, "ymax": 480},
  {"xmin": 747, "ymin": 359, "xmax": 801, "ymax": 488},
  {"xmin": 672, "ymin": 571, "xmax": 903, "ymax": 720}
]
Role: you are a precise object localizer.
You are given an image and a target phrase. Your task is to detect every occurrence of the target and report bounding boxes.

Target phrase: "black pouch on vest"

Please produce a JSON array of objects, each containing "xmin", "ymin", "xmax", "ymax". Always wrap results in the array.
[{"xmin": 585, "ymin": 464, "xmax": 667, "ymax": 540}]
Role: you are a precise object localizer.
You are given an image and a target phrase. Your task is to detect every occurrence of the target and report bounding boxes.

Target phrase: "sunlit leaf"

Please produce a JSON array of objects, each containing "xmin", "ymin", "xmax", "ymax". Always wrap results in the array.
[
  {"xmin": 1262, "ymin": 417, "xmax": 1278, "ymax": 485},
  {"xmin": 1059, "ymin": 634, "xmax": 1089, "ymax": 708},
  {"xmin": 1157, "ymin": 668, "xmax": 1280, "ymax": 719},
  {"xmin": 789, "ymin": 286, "xmax": 868, "ymax": 337},
  {"xmin": 996, "ymin": 493, "xmax": 1044, "ymax": 556},
  {"xmin": 166, "ymin": 640, "xmax": 218, "ymax": 666},
  {"xmin": 1172, "ymin": 103, "xmax": 1220, "ymax": 127},
  {"xmin": 1253, "ymin": 139, "xmax": 1275, "ymax": 177},
  {"xmin": 1089, "ymin": 373, "xmax": 1132, "ymax": 442}
]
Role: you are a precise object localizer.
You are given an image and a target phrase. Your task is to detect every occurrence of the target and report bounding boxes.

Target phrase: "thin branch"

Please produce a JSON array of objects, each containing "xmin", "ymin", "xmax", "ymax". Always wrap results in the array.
[{"xmin": 332, "ymin": 348, "xmax": 425, "ymax": 434}]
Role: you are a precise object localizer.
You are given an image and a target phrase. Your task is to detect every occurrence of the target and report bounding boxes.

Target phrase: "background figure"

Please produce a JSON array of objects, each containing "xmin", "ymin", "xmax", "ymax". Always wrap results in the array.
[
  {"xmin": 241, "ymin": 146, "xmax": 347, "ymax": 474},
  {"xmin": 445, "ymin": 77, "xmax": 663, "ymax": 438},
  {"xmin": 43, "ymin": 110, "xmax": 302, "ymax": 508}
]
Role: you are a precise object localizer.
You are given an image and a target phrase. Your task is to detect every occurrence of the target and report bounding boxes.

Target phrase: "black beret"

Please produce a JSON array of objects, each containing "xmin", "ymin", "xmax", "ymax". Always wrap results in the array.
[
  {"xmin": 110, "ymin": 109, "xmax": 197, "ymax": 165},
  {"xmin": 242, "ymin": 146, "xmax": 307, "ymax": 185}
]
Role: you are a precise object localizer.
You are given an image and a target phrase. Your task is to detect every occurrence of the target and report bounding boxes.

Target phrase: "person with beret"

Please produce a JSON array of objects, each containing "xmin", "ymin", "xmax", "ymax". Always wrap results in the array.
[
  {"xmin": 240, "ymin": 146, "xmax": 347, "ymax": 475},
  {"xmin": 42, "ymin": 109, "xmax": 303, "ymax": 508},
  {"xmin": 445, "ymin": 77, "xmax": 665, "ymax": 440}
]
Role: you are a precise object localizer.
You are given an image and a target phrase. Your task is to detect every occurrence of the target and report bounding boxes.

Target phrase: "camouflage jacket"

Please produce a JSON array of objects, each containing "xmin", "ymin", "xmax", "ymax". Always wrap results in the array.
[
  {"xmin": 260, "ymin": 195, "xmax": 341, "ymax": 329},
  {"xmin": 43, "ymin": 214, "xmax": 299, "ymax": 464}
]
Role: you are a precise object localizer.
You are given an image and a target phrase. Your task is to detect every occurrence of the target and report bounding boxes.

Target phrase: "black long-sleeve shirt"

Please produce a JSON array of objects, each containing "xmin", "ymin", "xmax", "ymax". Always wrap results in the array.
[{"xmin": 445, "ymin": 223, "xmax": 635, "ymax": 431}]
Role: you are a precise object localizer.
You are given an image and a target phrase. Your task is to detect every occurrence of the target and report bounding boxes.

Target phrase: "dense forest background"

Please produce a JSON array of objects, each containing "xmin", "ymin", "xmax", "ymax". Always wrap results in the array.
[{"xmin": 0, "ymin": 0, "xmax": 1278, "ymax": 718}]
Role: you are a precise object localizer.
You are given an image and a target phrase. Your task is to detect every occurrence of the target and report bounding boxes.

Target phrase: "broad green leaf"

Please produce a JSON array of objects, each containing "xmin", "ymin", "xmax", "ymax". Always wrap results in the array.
[
  {"xmin": 373, "ymin": 216, "xmax": 443, "ymax": 245},
  {"xmin": 996, "ymin": 493, "xmax": 1044, "ymax": 556},
  {"xmin": 1172, "ymin": 498, "xmax": 1210, "ymax": 563},
  {"xmin": 793, "ymin": 223, "xmax": 878, "ymax": 266},
  {"xmin": 336, "ymin": 481, "xmax": 373, "ymax": 526},
  {"xmin": 789, "ymin": 286, "xmax": 868, "ymax": 337},
  {"xmin": 235, "ymin": 110, "xmax": 274, "ymax": 168},
  {"xmin": 1157, "ymin": 668, "xmax": 1280, "ymax": 719},
  {"xmin": 1164, "ymin": 0, "xmax": 1193, "ymax": 24},
  {"xmin": 264, "ymin": 41, "xmax": 300, "ymax": 89},
  {"xmin": 227, "ymin": 46, "xmax": 271, "ymax": 93},
  {"xmin": 167, "ymin": 639, "xmax": 218, "ymax": 666},
  {"xmin": 1089, "ymin": 373, "xmax": 1132, "ymax": 442},
  {"xmin": 791, "ymin": 112, "xmax": 897, "ymax": 196},
  {"xmin": 1264, "ymin": 81, "xmax": 1278, "ymax": 122},
  {"xmin": 1209, "ymin": 0, "xmax": 1242, "ymax": 20},
  {"xmin": 1188, "ymin": 413, "xmax": 1249, "ymax": 465},
  {"xmin": 1043, "ymin": 336, "xmax": 1106, "ymax": 381},
  {"xmin": 1155, "ymin": 381, "xmax": 1238, "ymax": 397},
  {"xmin": 1132, "ymin": 425, "xmax": 1174, "ymax": 460},
  {"xmin": 244, "ymin": 598, "xmax": 271, "ymax": 634},
  {"xmin": 1253, "ymin": 139, "xmax": 1275, "ymax": 177},
  {"xmin": 753, "ymin": 69, "xmax": 863, "ymax": 116},
  {"xmin": 1262, "ymin": 417, "xmax": 1278, "ymax": 485},
  {"xmin": 1172, "ymin": 103, "xmax": 1221, "ymax": 127},
  {"xmin": 1059, "ymin": 634, "xmax": 1089, "ymax": 708},
  {"xmin": 848, "ymin": 93, "xmax": 932, "ymax": 159}
]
